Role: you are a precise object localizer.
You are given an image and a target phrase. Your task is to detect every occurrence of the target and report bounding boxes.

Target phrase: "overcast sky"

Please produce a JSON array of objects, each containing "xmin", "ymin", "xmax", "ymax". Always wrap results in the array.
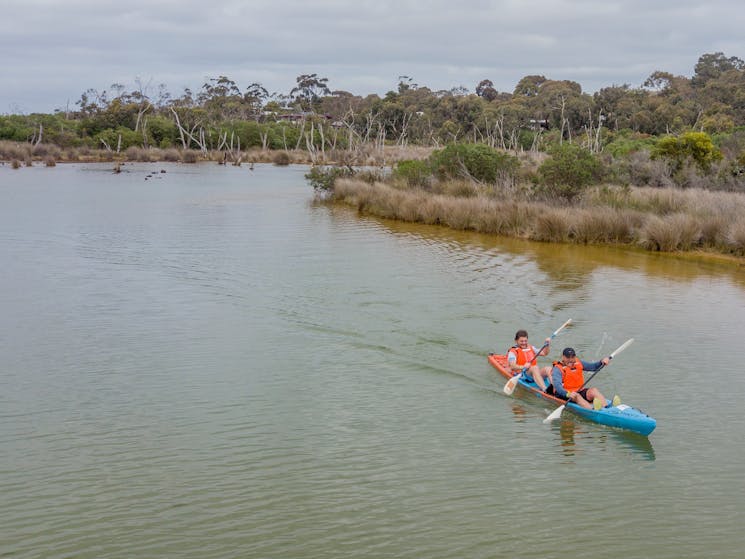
[{"xmin": 3, "ymin": 0, "xmax": 745, "ymax": 114}]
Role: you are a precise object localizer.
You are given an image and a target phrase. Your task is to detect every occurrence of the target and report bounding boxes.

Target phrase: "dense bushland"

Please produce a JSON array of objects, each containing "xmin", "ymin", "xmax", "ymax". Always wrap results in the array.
[{"xmin": 3, "ymin": 51, "xmax": 745, "ymax": 189}]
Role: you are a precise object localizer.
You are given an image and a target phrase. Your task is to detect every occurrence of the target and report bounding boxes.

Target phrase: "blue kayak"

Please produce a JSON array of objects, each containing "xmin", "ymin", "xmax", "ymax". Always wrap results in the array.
[{"xmin": 488, "ymin": 353, "xmax": 657, "ymax": 436}]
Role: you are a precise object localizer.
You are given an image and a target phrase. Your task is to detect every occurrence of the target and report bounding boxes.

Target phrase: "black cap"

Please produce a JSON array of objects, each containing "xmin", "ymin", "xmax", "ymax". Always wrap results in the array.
[{"xmin": 562, "ymin": 347, "xmax": 576, "ymax": 357}]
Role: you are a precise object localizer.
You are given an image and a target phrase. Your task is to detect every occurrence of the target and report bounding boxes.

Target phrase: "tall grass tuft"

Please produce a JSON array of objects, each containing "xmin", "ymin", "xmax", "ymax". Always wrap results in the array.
[
  {"xmin": 163, "ymin": 149, "xmax": 181, "ymax": 162},
  {"xmin": 181, "ymin": 150, "xmax": 199, "ymax": 163},
  {"xmin": 531, "ymin": 210, "xmax": 571, "ymax": 242},
  {"xmin": 273, "ymin": 151, "xmax": 291, "ymax": 166},
  {"xmin": 571, "ymin": 207, "xmax": 640, "ymax": 244},
  {"xmin": 639, "ymin": 213, "xmax": 702, "ymax": 251},
  {"xmin": 125, "ymin": 146, "xmax": 154, "ymax": 162},
  {"xmin": 698, "ymin": 215, "xmax": 730, "ymax": 249},
  {"xmin": 726, "ymin": 221, "xmax": 745, "ymax": 255},
  {"xmin": 0, "ymin": 141, "xmax": 32, "ymax": 161}
]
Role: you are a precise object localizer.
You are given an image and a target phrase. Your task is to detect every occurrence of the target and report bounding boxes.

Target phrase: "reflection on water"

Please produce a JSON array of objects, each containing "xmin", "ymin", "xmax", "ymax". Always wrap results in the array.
[
  {"xmin": 552, "ymin": 417, "xmax": 656, "ymax": 462},
  {"xmin": 507, "ymin": 401, "xmax": 656, "ymax": 461},
  {"xmin": 508, "ymin": 402, "xmax": 531, "ymax": 424},
  {"xmin": 367, "ymin": 210, "xmax": 745, "ymax": 290}
]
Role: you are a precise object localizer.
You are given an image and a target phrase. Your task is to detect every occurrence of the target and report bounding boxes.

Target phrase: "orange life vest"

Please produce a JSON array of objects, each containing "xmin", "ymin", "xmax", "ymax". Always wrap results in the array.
[
  {"xmin": 508, "ymin": 345, "xmax": 537, "ymax": 367},
  {"xmin": 553, "ymin": 360, "xmax": 584, "ymax": 392}
]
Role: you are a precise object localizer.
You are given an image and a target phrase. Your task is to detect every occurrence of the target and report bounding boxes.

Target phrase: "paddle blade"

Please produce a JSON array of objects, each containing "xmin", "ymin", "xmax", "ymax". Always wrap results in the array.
[
  {"xmin": 552, "ymin": 318, "xmax": 572, "ymax": 338},
  {"xmin": 610, "ymin": 338, "xmax": 634, "ymax": 359},
  {"xmin": 503, "ymin": 374, "xmax": 520, "ymax": 395},
  {"xmin": 543, "ymin": 404, "xmax": 565, "ymax": 423}
]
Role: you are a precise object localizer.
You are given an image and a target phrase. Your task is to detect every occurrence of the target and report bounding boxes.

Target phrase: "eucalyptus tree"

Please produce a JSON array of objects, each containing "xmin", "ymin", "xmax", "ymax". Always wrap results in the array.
[
  {"xmin": 513, "ymin": 75, "xmax": 547, "ymax": 97},
  {"xmin": 290, "ymin": 74, "xmax": 331, "ymax": 112},
  {"xmin": 198, "ymin": 76, "xmax": 248, "ymax": 121},
  {"xmin": 243, "ymin": 83, "xmax": 269, "ymax": 121},
  {"xmin": 691, "ymin": 52, "xmax": 745, "ymax": 89},
  {"xmin": 475, "ymin": 79, "xmax": 499, "ymax": 102}
]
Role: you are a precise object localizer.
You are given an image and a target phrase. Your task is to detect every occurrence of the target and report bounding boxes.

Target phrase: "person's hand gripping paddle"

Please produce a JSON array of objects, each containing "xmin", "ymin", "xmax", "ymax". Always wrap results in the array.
[
  {"xmin": 543, "ymin": 338, "xmax": 634, "ymax": 423},
  {"xmin": 503, "ymin": 319, "xmax": 572, "ymax": 396}
]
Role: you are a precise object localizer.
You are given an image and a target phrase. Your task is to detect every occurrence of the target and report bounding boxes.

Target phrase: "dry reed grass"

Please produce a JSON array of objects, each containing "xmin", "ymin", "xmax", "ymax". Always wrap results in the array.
[
  {"xmin": 273, "ymin": 151, "xmax": 291, "ymax": 166},
  {"xmin": 335, "ymin": 180, "xmax": 537, "ymax": 237},
  {"xmin": 163, "ymin": 149, "xmax": 181, "ymax": 162},
  {"xmin": 638, "ymin": 213, "xmax": 702, "ymax": 251},
  {"xmin": 125, "ymin": 146, "xmax": 155, "ymax": 162},
  {"xmin": 330, "ymin": 178, "xmax": 745, "ymax": 258},
  {"xmin": 531, "ymin": 210, "xmax": 571, "ymax": 243},
  {"xmin": 181, "ymin": 150, "xmax": 199, "ymax": 163},
  {"xmin": 0, "ymin": 141, "xmax": 32, "ymax": 161},
  {"xmin": 726, "ymin": 221, "xmax": 745, "ymax": 254}
]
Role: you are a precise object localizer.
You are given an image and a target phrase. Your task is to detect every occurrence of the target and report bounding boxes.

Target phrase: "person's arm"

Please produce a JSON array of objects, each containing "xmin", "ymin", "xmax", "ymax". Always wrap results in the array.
[
  {"xmin": 581, "ymin": 357, "xmax": 610, "ymax": 372},
  {"xmin": 551, "ymin": 365, "xmax": 567, "ymax": 398},
  {"xmin": 539, "ymin": 339, "xmax": 550, "ymax": 357},
  {"xmin": 507, "ymin": 350, "xmax": 520, "ymax": 371}
]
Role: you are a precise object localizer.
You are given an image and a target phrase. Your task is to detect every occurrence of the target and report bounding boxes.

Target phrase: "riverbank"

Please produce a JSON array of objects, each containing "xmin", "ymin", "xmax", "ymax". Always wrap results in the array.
[
  {"xmin": 0, "ymin": 140, "xmax": 434, "ymax": 168},
  {"xmin": 326, "ymin": 178, "xmax": 745, "ymax": 261}
]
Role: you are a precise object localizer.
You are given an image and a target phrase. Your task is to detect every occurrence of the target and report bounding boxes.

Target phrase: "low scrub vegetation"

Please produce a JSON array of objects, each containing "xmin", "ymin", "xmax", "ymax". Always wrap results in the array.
[{"xmin": 318, "ymin": 169, "xmax": 745, "ymax": 257}]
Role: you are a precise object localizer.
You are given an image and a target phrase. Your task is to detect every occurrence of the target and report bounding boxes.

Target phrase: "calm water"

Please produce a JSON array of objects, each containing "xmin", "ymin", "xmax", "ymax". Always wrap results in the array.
[{"xmin": 1, "ymin": 162, "xmax": 744, "ymax": 558}]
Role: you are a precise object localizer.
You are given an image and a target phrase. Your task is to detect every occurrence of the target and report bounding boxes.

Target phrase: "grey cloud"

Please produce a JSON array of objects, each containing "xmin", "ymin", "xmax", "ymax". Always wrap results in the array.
[{"xmin": 2, "ymin": 0, "xmax": 745, "ymax": 112}]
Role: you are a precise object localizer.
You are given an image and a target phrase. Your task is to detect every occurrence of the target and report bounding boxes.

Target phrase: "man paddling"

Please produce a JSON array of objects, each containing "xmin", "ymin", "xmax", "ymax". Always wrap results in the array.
[
  {"xmin": 506, "ymin": 330, "xmax": 552, "ymax": 392},
  {"xmin": 547, "ymin": 347, "xmax": 620, "ymax": 410}
]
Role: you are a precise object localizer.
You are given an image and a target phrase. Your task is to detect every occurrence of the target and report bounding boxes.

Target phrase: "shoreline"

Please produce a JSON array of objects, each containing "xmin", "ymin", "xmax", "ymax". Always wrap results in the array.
[
  {"xmin": 325, "ymin": 178, "xmax": 745, "ymax": 265},
  {"xmin": 0, "ymin": 143, "xmax": 435, "ymax": 168}
]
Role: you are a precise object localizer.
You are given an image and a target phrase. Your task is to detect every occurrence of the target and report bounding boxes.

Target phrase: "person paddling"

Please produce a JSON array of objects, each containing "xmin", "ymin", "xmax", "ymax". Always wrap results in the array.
[
  {"xmin": 507, "ymin": 330, "xmax": 552, "ymax": 392},
  {"xmin": 547, "ymin": 347, "xmax": 621, "ymax": 410}
]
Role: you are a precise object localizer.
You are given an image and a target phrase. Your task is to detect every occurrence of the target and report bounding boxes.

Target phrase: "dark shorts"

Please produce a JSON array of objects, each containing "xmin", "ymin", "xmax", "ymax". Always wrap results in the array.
[{"xmin": 546, "ymin": 385, "xmax": 589, "ymax": 401}]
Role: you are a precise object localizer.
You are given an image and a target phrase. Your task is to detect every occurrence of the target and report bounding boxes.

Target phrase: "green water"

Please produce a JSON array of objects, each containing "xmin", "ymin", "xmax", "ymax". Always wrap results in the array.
[{"xmin": 1, "ymin": 163, "xmax": 744, "ymax": 558}]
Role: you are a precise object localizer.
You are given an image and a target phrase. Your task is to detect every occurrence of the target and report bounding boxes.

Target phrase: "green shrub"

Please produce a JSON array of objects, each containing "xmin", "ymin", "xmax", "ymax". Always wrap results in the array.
[
  {"xmin": 232, "ymin": 121, "xmax": 264, "ymax": 148},
  {"xmin": 429, "ymin": 143, "xmax": 519, "ymax": 184},
  {"xmin": 305, "ymin": 165, "xmax": 355, "ymax": 193},
  {"xmin": 146, "ymin": 116, "xmax": 178, "ymax": 148},
  {"xmin": 604, "ymin": 131, "xmax": 656, "ymax": 157},
  {"xmin": 393, "ymin": 159, "xmax": 432, "ymax": 188},
  {"xmin": 651, "ymin": 131, "xmax": 723, "ymax": 173},
  {"xmin": 95, "ymin": 126, "xmax": 141, "ymax": 151},
  {"xmin": 536, "ymin": 143, "xmax": 604, "ymax": 201}
]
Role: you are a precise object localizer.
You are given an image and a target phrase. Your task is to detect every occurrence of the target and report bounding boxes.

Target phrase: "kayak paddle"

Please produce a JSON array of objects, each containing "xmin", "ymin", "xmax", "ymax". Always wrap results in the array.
[
  {"xmin": 542, "ymin": 338, "xmax": 634, "ymax": 423},
  {"xmin": 503, "ymin": 318, "xmax": 572, "ymax": 396}
]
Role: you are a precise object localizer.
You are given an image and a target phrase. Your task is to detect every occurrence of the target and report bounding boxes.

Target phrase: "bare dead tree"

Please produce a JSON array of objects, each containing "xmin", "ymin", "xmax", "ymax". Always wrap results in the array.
[
  {"xmin": 133, "ymin": 78, "xmax": 153, "ymax": 134},
  {"xmin": 30, "ymin": 123, "xmax": 43, "ymax": 146},
  {"xmin": 317, "ymin": 121, "xmax": 326, "ymax": 161},
  {"xmin": 396, "ymin": 111, "xmax": 413, "ymax": 146},
  {"xmin": 141, "ymin": 117, "xmax": 148, "ymax": 148},
  {"xmin": 530, "ymin": 127, "xmax": 543, "ymax": 152},
  {"xmin": 295, "ymin": 119, "xmax": 306, "ymax": 150},
  {"xmin": 169, "ymin": 107, "xmax": 207, "ymax": 152},
  {"xmin": 376, "ymin": 126, "xmax": 386, "ymax": 155},
  {"xmin": 305, "ymin": 122, "xmax": 318, "ymax": 164}
]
